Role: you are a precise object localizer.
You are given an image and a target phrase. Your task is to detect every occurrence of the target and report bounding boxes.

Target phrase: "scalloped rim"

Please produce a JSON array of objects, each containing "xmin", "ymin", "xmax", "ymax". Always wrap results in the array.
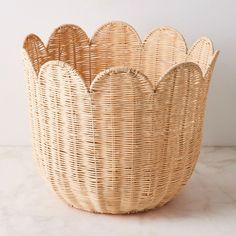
[
  {"xmin": 188, "ymin": 36, "xmax": 214, "ymax": 55},
  {"xmin": 38, "ymin": 59, "xmax": 89, "ymax": 93},
  {"xmin": 24, "ymin": 47, "xmax": 204, "ymax": 94},
  {"xmin": 23, "ymin": 21, "xmax": 218, "ymax": 89},
  {"xmin": 47, "ymin": 23, "xmax": 90, "ymax": 47},
  {"xmin": 90, "ymin": 20, "xmax": 142, "ymax": 44},
  {"xmin": 158, "ymin": 61, "xmax": 203, "ymax": 84},
  {"xmin": 23, "ymin": 33, "xmax": 48, "ymax": 52},
  {"xmin": 23, "ymin": 21, "xmax": 217, "ymax": 56},
  {"xmin": 204, "ymin": 50, "xmax": 220, "ymax": 79},
  {"xmin": 90, "ymin": 66, "xmax": 153, "ymax": 93},
  {"xmin": 142, "ymin": 26, "xmax": 188, "ymax": 54}
]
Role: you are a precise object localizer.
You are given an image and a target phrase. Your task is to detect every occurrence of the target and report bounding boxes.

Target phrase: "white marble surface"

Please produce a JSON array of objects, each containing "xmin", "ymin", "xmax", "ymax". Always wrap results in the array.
[{"xmin": 0, "ymin": 146, "xmax": 235, "ymax": 236}]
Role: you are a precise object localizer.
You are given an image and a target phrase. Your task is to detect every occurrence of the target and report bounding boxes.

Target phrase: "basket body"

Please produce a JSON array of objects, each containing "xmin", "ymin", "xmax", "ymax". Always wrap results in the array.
[{"xmin": 23, "ymin": 22, "xmax": 218, "ymax": 214}]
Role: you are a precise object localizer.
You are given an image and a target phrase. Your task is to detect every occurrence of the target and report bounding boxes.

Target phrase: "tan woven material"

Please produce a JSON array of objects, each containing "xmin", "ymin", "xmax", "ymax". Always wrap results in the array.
[{"xmin": 23, "ymin": 21, "xmax": 219, "ymax": 214}]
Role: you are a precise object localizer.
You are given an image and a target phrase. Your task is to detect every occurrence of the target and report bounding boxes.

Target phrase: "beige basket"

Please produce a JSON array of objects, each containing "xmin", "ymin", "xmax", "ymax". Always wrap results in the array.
[{"xmin": 23, "ymin": 21, "xmax": 219, "ymax": 214}]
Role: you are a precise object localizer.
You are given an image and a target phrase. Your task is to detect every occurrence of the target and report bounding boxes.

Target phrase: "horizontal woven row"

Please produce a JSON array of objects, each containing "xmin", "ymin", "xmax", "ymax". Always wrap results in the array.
[{"xmin": 23, "ymin": 21, "xmax": 219, "ymax": 214}]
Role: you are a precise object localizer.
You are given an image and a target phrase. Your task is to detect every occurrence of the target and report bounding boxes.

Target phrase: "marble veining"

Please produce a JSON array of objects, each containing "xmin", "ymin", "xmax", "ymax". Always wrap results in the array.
[{"xmin": 0, "ymin": 146, "xmax": 235, "ymax": 236}]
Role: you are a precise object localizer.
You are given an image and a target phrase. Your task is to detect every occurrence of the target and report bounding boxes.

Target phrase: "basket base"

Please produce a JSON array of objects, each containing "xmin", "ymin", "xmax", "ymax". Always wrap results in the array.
[{"xmin": 61, "ymin": 196, "xmax": 176, "ymax": 215}]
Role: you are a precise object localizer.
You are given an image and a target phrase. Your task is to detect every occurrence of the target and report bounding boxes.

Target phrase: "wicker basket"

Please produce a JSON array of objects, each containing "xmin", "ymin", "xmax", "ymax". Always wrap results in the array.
[{"xmin": 23, "ymin": 21, "xmax": 219, "ymax": 214}]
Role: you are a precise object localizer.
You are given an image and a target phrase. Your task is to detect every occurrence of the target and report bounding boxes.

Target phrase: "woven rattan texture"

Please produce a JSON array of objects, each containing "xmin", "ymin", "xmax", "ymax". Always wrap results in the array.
[{"xmin": 23, "ymin": 21, "xmax": 219, "ymax": 214}]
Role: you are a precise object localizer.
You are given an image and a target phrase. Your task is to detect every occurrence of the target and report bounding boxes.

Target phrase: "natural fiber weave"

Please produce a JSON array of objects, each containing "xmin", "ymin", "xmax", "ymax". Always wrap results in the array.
[{"xmin": 23, "ymin": 21, "xmax": 219, "ymax": 214}]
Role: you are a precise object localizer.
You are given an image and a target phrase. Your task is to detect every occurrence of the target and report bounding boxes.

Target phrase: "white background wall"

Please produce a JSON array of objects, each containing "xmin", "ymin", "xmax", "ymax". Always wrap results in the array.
[{"xmin": 0, "ymin": 0, "xmax": 235, "ymax": 146}]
